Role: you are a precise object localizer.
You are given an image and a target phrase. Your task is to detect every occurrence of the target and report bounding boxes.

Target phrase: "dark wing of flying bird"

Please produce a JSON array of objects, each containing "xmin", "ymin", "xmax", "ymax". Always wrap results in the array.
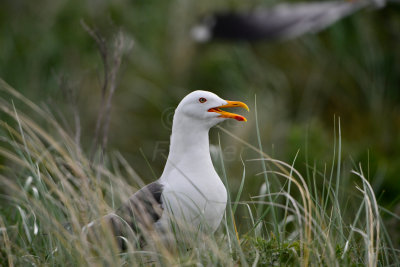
[{"xmin": 192, "ymin": 0, "xmax": 375, "ymax": 42}]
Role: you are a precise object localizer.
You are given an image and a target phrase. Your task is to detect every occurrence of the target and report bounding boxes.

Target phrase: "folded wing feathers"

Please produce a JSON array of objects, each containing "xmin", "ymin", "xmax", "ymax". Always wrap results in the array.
[{"xmin": 85, "ymin": 182, "xmax": 164, "ymax": 250}]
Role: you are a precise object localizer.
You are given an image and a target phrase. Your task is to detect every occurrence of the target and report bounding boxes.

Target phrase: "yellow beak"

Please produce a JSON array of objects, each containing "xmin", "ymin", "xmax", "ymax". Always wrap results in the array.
[{"xmin": 208, "ymin": 100, "xmax": 249, "ymax": 122}]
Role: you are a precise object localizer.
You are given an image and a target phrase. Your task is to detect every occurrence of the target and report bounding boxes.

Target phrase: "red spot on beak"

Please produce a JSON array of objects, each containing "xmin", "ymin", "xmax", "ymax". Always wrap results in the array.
[{"xmin": 235, "ymin": 115, "xmax": 246, "ymax": 121}]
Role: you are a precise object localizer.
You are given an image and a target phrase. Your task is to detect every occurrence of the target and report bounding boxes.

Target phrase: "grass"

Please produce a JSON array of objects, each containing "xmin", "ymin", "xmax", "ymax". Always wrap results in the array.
[{"xmin": 0, "ymin": 78, "xmax": 399, "ymax": 266}]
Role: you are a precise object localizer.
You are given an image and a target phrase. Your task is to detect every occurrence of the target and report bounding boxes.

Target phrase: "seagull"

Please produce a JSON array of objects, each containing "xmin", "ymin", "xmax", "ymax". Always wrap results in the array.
[
  {"xmin": 84, "ymin": 90, "xmax": 249, "ymax": 249},
  {"xmin": 191, "ymin": 0, "xmax": 373, "ymax": 42}
]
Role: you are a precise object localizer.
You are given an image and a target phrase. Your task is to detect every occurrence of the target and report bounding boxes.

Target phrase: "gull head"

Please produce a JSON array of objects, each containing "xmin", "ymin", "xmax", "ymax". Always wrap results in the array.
[{"xmin": 173, "ymin": 90, "xmax": 249, "ymax": 129}]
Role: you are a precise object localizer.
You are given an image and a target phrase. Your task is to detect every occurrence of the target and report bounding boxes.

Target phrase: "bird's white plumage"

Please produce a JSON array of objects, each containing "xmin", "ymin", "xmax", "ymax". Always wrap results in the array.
[
  {"xmin": 82, "ymin": 90, "xmax": 247, "ymax": 249},
  {"xmin": 156, "ymin": 91, "xmax": 230, "ymax": 234}
]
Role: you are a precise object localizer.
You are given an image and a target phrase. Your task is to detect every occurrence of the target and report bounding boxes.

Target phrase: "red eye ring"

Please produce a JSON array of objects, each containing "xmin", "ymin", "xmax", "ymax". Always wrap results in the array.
[{"xmin": 199, "ymin": 97, "xmax": 207, "ymax": 103}]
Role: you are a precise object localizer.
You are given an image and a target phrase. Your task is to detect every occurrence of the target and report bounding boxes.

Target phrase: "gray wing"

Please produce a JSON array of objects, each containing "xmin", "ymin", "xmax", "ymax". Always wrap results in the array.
[
  {"xmin": 193, "ymin": 0, "xmax": 369, "ymax": 42},
  {"xmin": 115, "ymin": 181, "xmax": 164, "ymax": 231},
  {"xmin": 94, "ymin": 182, "xmax": 164, "ymax": 249}
]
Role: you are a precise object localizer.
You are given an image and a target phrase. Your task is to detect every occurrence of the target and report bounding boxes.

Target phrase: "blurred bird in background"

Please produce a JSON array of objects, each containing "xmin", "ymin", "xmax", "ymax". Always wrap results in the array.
[{"xmin": 191, "ymin": 0, "xmax": 387, "ymax": 42}]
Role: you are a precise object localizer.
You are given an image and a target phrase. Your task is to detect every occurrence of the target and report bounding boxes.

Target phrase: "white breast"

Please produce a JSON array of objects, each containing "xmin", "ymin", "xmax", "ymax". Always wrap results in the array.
[{"xmin": 157, "ymin": 168, "xmax": 227, "ymax": 234}]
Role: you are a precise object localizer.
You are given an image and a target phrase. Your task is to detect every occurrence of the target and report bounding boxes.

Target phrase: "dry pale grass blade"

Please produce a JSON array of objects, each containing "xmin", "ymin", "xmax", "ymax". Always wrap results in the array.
[
  {"xmin": 0, "ymin": 216, "xmax": 14, "ymax": 267},
  {"xmin": 217, "ymin": 125, "xmax": 313, "ymax": 248},
  {"xmin": 352, "ymin": 167, "xmax": 381, "ymax": 267}
]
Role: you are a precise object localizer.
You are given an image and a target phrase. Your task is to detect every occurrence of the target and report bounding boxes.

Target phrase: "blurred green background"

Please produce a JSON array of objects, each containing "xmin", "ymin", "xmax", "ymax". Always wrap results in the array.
[{"xmin": 1, "ymin": 0, "xmax": 399, "ymax": 216}]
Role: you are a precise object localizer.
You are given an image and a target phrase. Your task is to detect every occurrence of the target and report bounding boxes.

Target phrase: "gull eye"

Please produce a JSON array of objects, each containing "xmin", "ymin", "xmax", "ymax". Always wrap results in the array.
[{"xmin": 199, "ymin": 97, "xmax": 207, "ymax": 103}]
